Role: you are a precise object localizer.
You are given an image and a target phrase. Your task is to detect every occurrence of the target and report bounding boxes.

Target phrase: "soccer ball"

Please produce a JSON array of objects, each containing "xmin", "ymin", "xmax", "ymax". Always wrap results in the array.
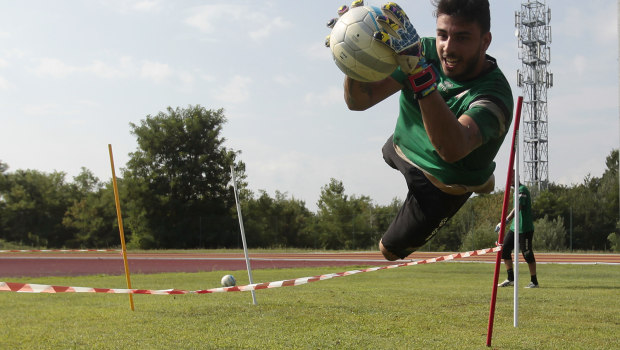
[
  {"xmin": 329, "ymin": 6, "xmax": 399, "ymax": 82},
  {"xmin": 221, "ymin": 275, "xmax": 236, "ymax": 287}
]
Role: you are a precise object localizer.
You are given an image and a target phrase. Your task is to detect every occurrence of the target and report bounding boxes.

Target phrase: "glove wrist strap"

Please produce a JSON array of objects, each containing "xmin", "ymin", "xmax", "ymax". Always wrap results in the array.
[{"xmin": 405, "ymin": 65, "xmax": 439, "ymax": 99}]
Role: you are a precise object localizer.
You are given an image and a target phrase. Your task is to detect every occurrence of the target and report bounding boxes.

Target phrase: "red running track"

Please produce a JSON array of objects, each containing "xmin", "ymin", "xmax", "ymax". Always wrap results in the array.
[{"xmin": 1, "ymin": 251, "xmax": 619, "ymax": 278}]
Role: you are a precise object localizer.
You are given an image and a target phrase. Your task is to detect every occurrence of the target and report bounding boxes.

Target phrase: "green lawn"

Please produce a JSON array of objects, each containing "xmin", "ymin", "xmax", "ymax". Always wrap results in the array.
[{"xmin": 1, "ymin": 263, "xmax": 618, "ymax": 349}]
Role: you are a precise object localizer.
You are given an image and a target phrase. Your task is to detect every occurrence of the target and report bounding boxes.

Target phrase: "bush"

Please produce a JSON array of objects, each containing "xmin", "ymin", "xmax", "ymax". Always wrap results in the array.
[
  {"xmin": 0, "ymin": 239, "xmax": 39, "ymax": 250},
  {"xmin": 534, "ymin": 215, "xmax": 566, "ymax": 251},
  {"xmin": 608, "ymin": 232, "xmax": 620, "ymax": 253},
  {"xmin": 459, "ymin": 222, "xmax": 498, "ymax": 252}
]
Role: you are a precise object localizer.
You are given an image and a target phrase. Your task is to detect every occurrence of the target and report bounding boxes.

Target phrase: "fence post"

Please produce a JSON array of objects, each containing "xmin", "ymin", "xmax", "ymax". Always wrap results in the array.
[
  {"xmin": 570, "ymin": 207, "xmax": 573, "ymax": 252},
  {"xmin": 352, "ymin": 215, "xmax": 355, "ymax": 250}
]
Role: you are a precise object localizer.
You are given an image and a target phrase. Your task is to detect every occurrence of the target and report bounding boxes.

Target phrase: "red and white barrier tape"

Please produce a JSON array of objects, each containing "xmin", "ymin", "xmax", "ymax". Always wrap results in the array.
[
  {"xmin": 0, "ymin": 247, "xmax": 501, "ymax": 295},
  {"xmin": 0, "ymin": 249, "xmax": 120, "ymax": 253}
]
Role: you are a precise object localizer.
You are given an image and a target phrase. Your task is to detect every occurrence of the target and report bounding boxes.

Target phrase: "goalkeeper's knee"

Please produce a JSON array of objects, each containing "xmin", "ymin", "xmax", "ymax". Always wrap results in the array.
[{"xmin": 524, "ymin": 250, "xmax": 536, "ymax": 264}]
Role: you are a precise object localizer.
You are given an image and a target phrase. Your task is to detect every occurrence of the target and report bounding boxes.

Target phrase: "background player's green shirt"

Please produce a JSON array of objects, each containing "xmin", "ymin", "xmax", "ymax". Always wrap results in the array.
[
  {"xmin": 510, "ymin": 184, "xmax": 534, "ymax": 233},
  {"xmin": 390, "ymin": 37, "xmax": 514, "ymax": 186}
]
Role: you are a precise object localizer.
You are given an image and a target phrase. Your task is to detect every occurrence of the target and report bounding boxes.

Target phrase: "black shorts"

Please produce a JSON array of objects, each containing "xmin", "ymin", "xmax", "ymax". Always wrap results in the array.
[
  {"xmin": 502, "ymin": 229, "xmax": 536, "ymax": 263},
  {"xmin": 380, "ymin": 136, "xmax": 471, "ymax": 259}
]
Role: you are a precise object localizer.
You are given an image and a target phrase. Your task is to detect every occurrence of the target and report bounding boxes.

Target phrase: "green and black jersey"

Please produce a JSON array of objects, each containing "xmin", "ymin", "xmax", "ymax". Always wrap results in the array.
[
  {"xmin": 390, "ymin": 37, "xmax": 514, "ymax": 187},
  {"xmin": 510, "ymin": 184, "xmax": 534, "ymax": 233}
]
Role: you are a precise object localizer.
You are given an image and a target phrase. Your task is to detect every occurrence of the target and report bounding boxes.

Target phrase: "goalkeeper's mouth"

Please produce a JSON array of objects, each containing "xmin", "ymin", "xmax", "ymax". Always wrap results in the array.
[{"xmin": 442, "ymin": 57, "xmax": 460, "ymax": 70}]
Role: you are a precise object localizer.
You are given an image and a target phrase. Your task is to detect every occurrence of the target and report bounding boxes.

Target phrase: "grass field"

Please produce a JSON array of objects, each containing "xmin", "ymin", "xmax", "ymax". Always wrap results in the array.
[{"xmin": 1, "ymin": 263, "xmax": 618, "ymax": 349}]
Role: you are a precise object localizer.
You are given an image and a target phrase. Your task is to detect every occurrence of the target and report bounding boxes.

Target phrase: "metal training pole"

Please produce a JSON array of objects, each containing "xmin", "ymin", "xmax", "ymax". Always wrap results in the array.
[
  {"xmin": 514, "ymin": 135, "xmax": 520, "ymax": 327},
  {"xmin": 230, "ymin": 165, "xmax": 258, "ymax": 305},
  {"xmin": 108, "ymin": 144, "xmax": 135, "ymax": 311},
  {"xmin": 487, "ymin": 96, "xmax": 523, "ymax": 346}
]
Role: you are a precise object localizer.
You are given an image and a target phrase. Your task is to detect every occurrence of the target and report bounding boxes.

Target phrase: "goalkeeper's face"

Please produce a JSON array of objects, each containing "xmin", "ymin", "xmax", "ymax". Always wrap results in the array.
[{"xmin": 435, "ymin": 14, "xmax": 492, "ymax": 81}]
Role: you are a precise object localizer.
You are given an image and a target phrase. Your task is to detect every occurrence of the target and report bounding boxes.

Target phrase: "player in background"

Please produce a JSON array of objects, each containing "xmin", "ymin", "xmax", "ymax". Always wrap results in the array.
[
  {"xmin": 334, "ymin": 0, "xmax": 514, "ymax": 260},
  {"xmin": 496, "ymin": 173, "xmax": 539, "ymax": 288}
]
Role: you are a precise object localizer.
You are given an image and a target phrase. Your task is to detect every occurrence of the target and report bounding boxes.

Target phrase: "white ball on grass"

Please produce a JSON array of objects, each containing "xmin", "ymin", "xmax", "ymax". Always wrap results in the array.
[{"xmin": 221, "ymin": 275, "xmax": 236, "ymax": 287}]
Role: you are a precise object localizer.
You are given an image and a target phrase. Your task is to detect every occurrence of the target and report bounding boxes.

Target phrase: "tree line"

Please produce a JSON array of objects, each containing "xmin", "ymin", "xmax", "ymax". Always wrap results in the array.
[{"xmin": 1, "ymin": 105, "xmax": 619, "ymax": 252}]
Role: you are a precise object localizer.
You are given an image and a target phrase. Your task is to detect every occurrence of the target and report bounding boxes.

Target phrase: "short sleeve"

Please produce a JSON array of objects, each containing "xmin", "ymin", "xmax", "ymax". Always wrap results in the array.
[
  {"xmin": 465, "ymin": 95, "xmax": 511, "ymax": 143},
  {"xmin": 519, "ymin": 187, "xmax": 528, "ymax": 206}
]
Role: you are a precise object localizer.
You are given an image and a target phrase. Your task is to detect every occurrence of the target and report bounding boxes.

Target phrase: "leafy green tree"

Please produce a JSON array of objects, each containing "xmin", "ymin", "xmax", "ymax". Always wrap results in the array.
[
  {"xmin": 533, "ymin": 215, "xmax": 566, "ymax": 251},
  {"xmin": 0, "ymin": 161, "xmax": 7, "ymax": 229},
  {"xmin": 0, "ymin": 169, "xmax": 76, "ymax": 247},
  {"xmin": 314, "ymin": 179, "xmax": 375, "ymax": 249},
  {"xmin": 62, "ymin": 169, "xmax": 126, "ymax": 248},
  {"xmin": 239, "ymin": 190, "xmax": 313, "ymax": 248},
  {"xmin": 123, "ymin": 105, "xmax": 244, "ymax": 249}
]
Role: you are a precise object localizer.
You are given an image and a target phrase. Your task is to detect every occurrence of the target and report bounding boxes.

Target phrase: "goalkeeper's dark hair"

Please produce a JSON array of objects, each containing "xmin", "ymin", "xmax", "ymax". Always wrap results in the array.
[{"xmin": 432, "ymin": 0, "xmax": 491, "ymax": 34}]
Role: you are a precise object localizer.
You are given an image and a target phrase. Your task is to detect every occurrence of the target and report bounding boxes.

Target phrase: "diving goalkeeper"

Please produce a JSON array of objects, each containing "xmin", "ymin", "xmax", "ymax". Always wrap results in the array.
[{"xmin": 333, "ymin": 0, "xmax": 514, "ymax": 260}]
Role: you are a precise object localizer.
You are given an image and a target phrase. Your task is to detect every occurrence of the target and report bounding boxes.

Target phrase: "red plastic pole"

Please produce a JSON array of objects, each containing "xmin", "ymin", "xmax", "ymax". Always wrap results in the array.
[{"xmin": 486, "ymin": 96, "xmax": 523, "ymax": 347}]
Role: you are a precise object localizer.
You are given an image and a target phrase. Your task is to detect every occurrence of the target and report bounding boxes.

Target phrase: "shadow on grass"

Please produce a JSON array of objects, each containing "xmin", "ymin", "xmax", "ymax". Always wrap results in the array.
[{"xmin": 543, "ymin": 286, "xmax": 619, "ymax": 290}]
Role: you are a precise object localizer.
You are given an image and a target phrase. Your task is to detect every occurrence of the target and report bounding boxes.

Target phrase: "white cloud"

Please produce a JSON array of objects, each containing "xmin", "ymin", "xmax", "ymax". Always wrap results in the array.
[
  {"xmin": 179, "ymin": 71, "xmax": 194, "ymax": 85},
  {"xmin": 4, "ymin": 49, "xmax": 26, "ymax": 59},
  {"xmin": 178, "ymin": 71, "xmax": 195, "ymax": 91},
  {"xmin": 185, "ymin": 5, "xmax": 232, "ymax": 33},
  {"xmin": 33, "ymin": 58, "xmax": 77, "ymax": 78},
  {"xmin": 185, "ymin": 5, "xmax": 293, "ymax": 42},
  {"xmin": 31, "ymin": 56, "xmax": 194, "ymax": 87},
  {"xmin": 100, "ymin": 0, "xmax": 162, "ymax": 14},
  {"xmin": 133, "ymin": 0, "xmax": 161, "ymax": 12},
  {"xmin": 249, "ymin": 16, "xmax": 293, "ymax": 41},
  {"xmin": 89, "ymin": 60, "xmax": 129, "ymax": 78},
  {"xmin": 304, "ymin": 42, "xmax": 334, "ymax": 62},
  {"xmin": 22, "ymin": 103, "xmax": 60, "ymax": 115},
  {"xmin": 65, "ymin": 119, "xmax": 87, "ymax": 126},
  {"xmin": 0, "ymin": 30, "xmax": 9, "ymax": 38},
  {"xmin": 273, "ymin": 74, "xmax": 296, "ymax": 88},
  {"xmin": 79, "ymin": 100, "xmax": 102, "ymax": 107},
  {"xmin": 570, "ymin": 55, "xmax": 587, "ymax": 76},
  {"xmin": 32, "ymin": 57, "xmax": 132, "ymax": 79},
  {"xmin": 556, "ymin": 2, "xmax": 617, "ymax": 45},
  {"xmin": 304, "ymin": 86, "xmax": 342, "ymax": 106},
  {"xmin": 0, "ymin": 76, "xmax": 15, "ymax": 90},
  {"xmin": 0, "ymin": 58, "xmax": 8, "ymax": 68},
  {"xmin": 213, "ymin": 76, "xmax": 252, "ymax": 103},
  {"xmin": 549, "ymin": 86, "xmax": 617, "ymax": 117},
  {"xmin": 200, "ymin": 73, "xmax": 215, "ymax": 82},
  {"xmin": 22, "ymin": 103, "xmax": 80, "ymax": 116},
  {"xmin": 140, "ymin": 60, "xmax": 172, "ymax": 82}
]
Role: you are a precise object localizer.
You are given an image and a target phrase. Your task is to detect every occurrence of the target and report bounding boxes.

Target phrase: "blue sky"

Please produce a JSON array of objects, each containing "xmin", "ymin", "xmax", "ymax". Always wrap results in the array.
[{"xmin": 0, "ymin": 0, "xmax": 618, "ymax": 211}]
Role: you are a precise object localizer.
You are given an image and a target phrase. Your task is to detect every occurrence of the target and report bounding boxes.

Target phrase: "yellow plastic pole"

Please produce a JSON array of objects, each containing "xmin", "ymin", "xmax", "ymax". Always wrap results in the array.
[{"xmin": 108, "ymin": 144, "xmax": 135, "ymax": 311}]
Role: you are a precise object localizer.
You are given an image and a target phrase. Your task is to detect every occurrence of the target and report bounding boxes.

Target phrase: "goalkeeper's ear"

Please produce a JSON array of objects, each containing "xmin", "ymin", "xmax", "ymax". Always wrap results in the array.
[{"xmin": 481, "ymin": 31, "xmax": 492, "ymax": 52}]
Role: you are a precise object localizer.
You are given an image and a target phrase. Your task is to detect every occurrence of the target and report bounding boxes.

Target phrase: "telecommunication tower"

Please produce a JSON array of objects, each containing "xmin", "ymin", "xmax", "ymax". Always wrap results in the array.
[{"xmin": 516, "ymin": 0, "xmax": 553, "ymax": 193}]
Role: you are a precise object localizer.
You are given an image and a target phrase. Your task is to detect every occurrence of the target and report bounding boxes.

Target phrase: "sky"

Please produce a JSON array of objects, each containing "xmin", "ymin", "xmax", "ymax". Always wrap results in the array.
[{"xmin": 1, "ymin": 0, "xmax": 618, "ymax": 212}]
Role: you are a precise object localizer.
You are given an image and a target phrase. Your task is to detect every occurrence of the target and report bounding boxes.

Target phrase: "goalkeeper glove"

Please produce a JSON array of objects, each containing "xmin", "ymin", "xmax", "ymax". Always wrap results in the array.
[
  {"xmin": 373, "ymin": 2, "xmax": 439, "ymax": 99},
  {"xmin": 495, "ymin": 220, "xmax": 510, "ymax": 233}
]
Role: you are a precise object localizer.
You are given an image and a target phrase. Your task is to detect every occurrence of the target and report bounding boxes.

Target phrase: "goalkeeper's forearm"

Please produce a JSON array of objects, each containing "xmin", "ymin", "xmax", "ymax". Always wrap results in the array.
[
  {"xmin": 506, "ymin": 208, "xmax": 516, "ymax": 222},
  {"xmin": 343, "ymin": 76, "xmax": 402, "ymax": 111}
]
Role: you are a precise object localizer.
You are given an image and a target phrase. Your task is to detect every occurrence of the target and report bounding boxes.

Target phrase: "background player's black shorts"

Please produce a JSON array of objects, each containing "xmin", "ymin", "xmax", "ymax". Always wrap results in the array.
[
  {"xmin": 502, "ymin": 229, "xmax": 536, "ymax": 263},
  {"xmin": 380, "ymin": 136, "xmax": 471, "ymax": 259}
]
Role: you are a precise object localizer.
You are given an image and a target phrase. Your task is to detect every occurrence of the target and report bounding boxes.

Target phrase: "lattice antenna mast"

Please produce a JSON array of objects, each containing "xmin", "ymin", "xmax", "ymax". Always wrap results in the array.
[{"xmin": 516, "ymin": 0, "xmax": 552, "ymax": 193}]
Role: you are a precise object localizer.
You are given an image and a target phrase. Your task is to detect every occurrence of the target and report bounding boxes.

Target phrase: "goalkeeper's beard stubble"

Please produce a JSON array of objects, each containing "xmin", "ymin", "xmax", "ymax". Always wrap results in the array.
[{"xmin": 440, "ymin": 40, "xmax": 484, "ymax": 81}]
